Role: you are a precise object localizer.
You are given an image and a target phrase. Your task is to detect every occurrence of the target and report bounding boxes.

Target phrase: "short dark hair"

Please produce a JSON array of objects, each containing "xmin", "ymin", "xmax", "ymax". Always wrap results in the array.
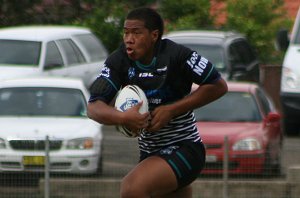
[{"xmin": 126, "ymin": 7, "xmax": 164, "ymax": 39}]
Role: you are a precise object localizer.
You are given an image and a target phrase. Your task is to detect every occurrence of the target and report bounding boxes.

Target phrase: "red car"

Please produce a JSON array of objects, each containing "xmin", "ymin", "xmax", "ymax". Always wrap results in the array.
[{"xmin": 194, "ymin": 82, "xmax": 283, "ymax": 175}]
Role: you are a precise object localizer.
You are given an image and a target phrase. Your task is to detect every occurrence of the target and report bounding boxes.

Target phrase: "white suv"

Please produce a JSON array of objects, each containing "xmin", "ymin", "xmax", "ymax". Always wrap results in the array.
[{"xmin": 0, "ymin": 26, "xmax": 108, "ymax": 88}]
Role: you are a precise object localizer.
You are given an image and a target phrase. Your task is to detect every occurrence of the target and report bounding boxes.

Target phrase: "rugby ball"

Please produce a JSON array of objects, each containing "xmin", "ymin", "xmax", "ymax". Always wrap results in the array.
[{"xmin": 114, "ymin": 85, "xmax": 148, "ymax": 137}]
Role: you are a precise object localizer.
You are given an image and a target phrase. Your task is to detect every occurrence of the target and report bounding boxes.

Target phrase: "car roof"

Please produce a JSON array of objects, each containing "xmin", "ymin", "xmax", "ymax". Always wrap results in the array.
[
  {"xmin": 0, "ymin": 26, "xmax": 91, "ymax": 41},
  {"xmin": 0, "ymin": 77, "xmax": 87, "ymax": 90},
  {"xmin": 193, "ymin": 81, "xmax": 258, "ymax": 93},
  {"xmin": 164, "ymin": 30, "xmax": 244, "ymax": 45},
  {"xmin": 226, "ymin": 81, "xmax": 258, "ymax": 93}
]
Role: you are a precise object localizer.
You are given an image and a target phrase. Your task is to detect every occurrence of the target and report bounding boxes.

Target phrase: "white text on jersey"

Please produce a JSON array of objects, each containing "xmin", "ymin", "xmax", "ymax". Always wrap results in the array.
[{"xmin": 186, "ymin": 52, "xmax": 208, "ymax": 76}]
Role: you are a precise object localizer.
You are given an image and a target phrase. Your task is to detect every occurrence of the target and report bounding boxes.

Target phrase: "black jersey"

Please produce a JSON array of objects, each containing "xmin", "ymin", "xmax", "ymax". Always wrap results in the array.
[{"xmin": 89, "ymin": 39, "xmax": 221, "ymax": 153}]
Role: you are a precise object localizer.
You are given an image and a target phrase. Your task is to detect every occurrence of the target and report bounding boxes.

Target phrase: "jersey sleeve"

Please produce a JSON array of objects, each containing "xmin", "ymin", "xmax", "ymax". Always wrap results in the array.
[
  {"xmin": 183, "ymin": 51, "xmax": 221, "ymax": 85},
  {"xmin": 89, "ymin": 51, "xmax": 124, "ymax": 104}
]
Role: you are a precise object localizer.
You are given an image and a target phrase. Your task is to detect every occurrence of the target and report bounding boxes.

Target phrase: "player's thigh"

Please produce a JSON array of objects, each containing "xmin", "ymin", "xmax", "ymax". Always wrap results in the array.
[{"xmin": 122, "ymin": 155, "xmax": 178, "ymax": 196}]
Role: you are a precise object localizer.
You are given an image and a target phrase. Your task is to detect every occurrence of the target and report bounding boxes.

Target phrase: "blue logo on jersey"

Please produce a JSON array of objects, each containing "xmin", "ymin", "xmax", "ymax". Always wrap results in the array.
[
  {"xmin": 120, "ymin": 98, "xmax": 138, "ymax": 111},
  {"xmin": 128, "ymin": 67, "xmax": 135, "ymax": 79}
]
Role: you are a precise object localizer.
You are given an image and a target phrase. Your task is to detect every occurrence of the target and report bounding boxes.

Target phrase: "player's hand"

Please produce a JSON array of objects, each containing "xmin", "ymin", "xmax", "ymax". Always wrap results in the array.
[
  {"xmin": 147, "ymin": 105, "xmax": 173, "ymax": 132},
  {"xmin": 123, "ymin": 102, "xmax": 150, "ymax": 134}
]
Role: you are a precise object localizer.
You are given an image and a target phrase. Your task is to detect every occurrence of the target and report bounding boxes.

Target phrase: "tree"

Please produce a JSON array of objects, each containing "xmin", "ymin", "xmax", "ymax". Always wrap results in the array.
[
  {"xmin": 225, "ymin": 0, "xmax": 292, "ymax": 64},
  {"xmin": 159, "ymin": 0, "xmax": 214, "ymax": 31},
  {"xmin": 0, "ymin": 0, "xmax": 42, "ymax": 27}
]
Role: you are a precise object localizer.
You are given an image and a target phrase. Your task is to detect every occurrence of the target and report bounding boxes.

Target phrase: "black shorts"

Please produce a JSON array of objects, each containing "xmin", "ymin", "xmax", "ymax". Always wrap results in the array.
[{"xmin": 139, "ymin": 140, "xmax": 206, "ymax": 189}]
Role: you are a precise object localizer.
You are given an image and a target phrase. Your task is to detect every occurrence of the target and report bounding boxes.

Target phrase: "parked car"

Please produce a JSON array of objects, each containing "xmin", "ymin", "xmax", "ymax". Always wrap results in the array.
[
  {"xmin": 0, "ymin": 26, "xmax": 108, "ymax": 88},
  {"xmin": 0, "ymin": 77, "xmax": 103, "ymax": 175},
  {"xmin": 164, "ymin": 30, "xmax": 260, "ymax": 82},
  {"xmin": 276, "ymin": 6, "xmax": 300, "ymax": 135},
  {"xmin": 193, "ymin": 82, "xmax": 282, "ymax": 175}
]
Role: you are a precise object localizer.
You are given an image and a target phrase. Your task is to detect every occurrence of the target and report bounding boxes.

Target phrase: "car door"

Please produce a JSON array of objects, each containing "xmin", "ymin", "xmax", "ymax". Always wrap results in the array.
[{"xmin": 43, "ymin": 38, "xmax": 88, "ymax": 82}]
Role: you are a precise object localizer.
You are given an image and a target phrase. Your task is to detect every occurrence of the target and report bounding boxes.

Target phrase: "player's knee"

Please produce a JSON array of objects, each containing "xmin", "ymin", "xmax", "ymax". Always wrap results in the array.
[{"xmin": 120, "ymin": 177, "xmax": 146, "ymax": 198}]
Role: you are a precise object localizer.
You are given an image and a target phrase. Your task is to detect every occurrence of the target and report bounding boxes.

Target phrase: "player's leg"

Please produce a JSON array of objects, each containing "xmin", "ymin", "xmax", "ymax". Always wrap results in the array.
[
  {"xmin": 120, "ymin": 155, "xmax": 179, "ymax": 198},
  {"xmin": 120, "ymin": 141, "xmax": 205, "ymax": 198}
]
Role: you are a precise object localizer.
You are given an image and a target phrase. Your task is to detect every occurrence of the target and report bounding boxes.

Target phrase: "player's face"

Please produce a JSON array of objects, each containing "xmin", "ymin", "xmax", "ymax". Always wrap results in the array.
[{"xmin": 123, "ymin": 19, "xmax": 159, "ymax": 64}]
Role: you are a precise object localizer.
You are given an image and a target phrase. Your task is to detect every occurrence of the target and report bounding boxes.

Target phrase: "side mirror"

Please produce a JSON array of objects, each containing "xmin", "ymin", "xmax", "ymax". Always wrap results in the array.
[{"xmin": 276, "ymin": 29, "xmax": 289, "ymax": 51}]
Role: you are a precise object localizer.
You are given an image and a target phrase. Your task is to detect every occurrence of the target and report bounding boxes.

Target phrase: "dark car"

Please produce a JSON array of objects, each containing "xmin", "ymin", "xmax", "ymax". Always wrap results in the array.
[{"xmin": 164, "ymin": 30, "xmax": 260, "ymax": 82}]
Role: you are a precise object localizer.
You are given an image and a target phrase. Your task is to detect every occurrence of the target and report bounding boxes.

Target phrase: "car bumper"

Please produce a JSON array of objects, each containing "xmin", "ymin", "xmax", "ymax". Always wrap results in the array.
[
  {"xmin": 202, "ymin": 151, "xmax": 265, "ymax": 175},
  {"xmin": 0, "ymin": 150, "xmax": 101, "ymax": 175},
  {"xmin": 280, "ymin": 92, "xmax": 300, "ymax": 123}
]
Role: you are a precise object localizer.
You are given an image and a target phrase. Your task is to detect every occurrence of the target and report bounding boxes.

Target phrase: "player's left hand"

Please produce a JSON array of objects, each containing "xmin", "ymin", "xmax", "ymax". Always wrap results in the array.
[{"xmin": 147, "ymin": 105, "xmax": 173, "ymax": 132}]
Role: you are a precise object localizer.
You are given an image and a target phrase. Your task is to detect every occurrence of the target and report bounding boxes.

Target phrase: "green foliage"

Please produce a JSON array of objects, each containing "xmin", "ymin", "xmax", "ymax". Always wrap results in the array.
[
  {"xmin": 0, "ymin": 0, "xmax": 42, "ymax": 27},
  {"xmin": 74, "ymin": 1, "xmax": 127, "ymax": 53},
  {"xmin": 225, "ymin": 0, "xmax": 293, "ymax": 64},
  {"xmin": 159, "ymin": 0, "xmax": 214, "ymax": 31}
]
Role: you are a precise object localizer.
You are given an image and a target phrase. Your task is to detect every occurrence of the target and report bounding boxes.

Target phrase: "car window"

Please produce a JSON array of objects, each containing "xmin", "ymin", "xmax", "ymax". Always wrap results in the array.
[
  {"xmin": 183, "ymin": 44, "xmax": 225, "ymax": 71},
  {"xmin": 44, "ymin": 41, "xmax": 64, "ymax": 69},
  {"xmin": 229, "ymin": 40, "xmax": 256, "ymax": 66},
  {"xmin": 74, "ymin": 34, "xmax": 108, "ymax": 61},
  {"xmin": 255, "ymin": 88, "xmax": 272, "ymax": 116},
  {"xmin": 57, "ymin": 39, "xmax": 85, "ymax": 66},
  {"xmin": 0, "ymin": 40, "xmax": 41, "ymax": 66},
  {"xmin": 194, "ymin": 92, "xmax": 262, "ymax": 122},
  {"xmin": 0, "ymin": 87, "xmax": 87, "ymax": 117}
]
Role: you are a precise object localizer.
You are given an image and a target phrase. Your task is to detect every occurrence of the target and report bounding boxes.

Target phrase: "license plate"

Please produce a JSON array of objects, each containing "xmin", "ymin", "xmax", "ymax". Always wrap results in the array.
[
  {"xmin": 206, "ymin": 155, "xmax": 217, "ymax": 162},
  {"xmin": 23, "ymin": 156, "xmax": 45, "ymax": 165}
]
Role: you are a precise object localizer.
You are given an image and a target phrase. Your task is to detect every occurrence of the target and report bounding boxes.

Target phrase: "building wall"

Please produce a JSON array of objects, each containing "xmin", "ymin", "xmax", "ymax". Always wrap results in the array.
[
  {"xmin": 211, "ymin": 0, "xmax": 300, "ymax": 26},
  {"xmin": 284, "ymin": 0, "xmax": 300, "ymax": 19}
]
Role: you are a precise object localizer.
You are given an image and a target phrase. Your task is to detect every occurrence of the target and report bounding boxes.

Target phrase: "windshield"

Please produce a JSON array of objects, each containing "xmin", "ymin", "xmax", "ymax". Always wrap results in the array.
[
  {"xmin": 0, "ymin": 40, "xmax": 41, "ymax": 66},
  {"xmin": 181, "ymin": 44, "xmax": 225, "ymax": 72},
  {"xmin": 0, "ymin": 87, "xmax": 87, "ymax": 117},
  {"xmin": 294, "ymin": 26, "xmax": 300, "ymax": 44},
  {"xmin": 194, "ymin": 92, "xmax": 261, "ymax": 122}
]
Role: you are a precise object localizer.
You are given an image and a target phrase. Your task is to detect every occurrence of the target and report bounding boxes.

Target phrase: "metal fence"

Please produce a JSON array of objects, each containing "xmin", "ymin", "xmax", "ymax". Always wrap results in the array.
[{"xmin": 1, "ymin": 126, "xmax": 300, "ymax": 198}]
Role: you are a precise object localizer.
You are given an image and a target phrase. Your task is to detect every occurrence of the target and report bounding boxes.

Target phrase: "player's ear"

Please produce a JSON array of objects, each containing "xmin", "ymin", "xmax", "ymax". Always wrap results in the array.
[{"xmin": 151, "ymin": 29, "xmax": 159, "ymax": 42}]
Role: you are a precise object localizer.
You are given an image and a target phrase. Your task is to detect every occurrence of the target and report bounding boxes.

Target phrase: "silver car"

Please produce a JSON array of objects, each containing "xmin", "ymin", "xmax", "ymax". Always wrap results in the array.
[{"xmin": 0, "ymin": 26, "xmax": 107, "ymax": 88}]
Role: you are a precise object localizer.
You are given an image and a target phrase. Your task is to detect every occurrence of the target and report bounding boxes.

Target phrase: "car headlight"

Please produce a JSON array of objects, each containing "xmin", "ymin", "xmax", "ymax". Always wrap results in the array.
[
  {"xmin": 0, "ymin": 138, "xmax": 6, "ymax": 149},
  {"xmin": 281, "ymin": 67, "xmax": 300, "ymax": 91},
  {"xmin": 232, "ymin": 138, "xmax": 261, "ymax": 151},
  {"xmin": 66, "ymin": 138, "xmax": 93, "ymax": 150}
]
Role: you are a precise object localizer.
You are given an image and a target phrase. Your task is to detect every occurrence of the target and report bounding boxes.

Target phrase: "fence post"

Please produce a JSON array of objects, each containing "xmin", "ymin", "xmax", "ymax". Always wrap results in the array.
[
  {"xmin": 45, "ymin": 135, "xmax": 50, "ymax": 198},
  {"xmin": 223, "ymin": 136, "xmax": 229, "ymax": 198}
]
